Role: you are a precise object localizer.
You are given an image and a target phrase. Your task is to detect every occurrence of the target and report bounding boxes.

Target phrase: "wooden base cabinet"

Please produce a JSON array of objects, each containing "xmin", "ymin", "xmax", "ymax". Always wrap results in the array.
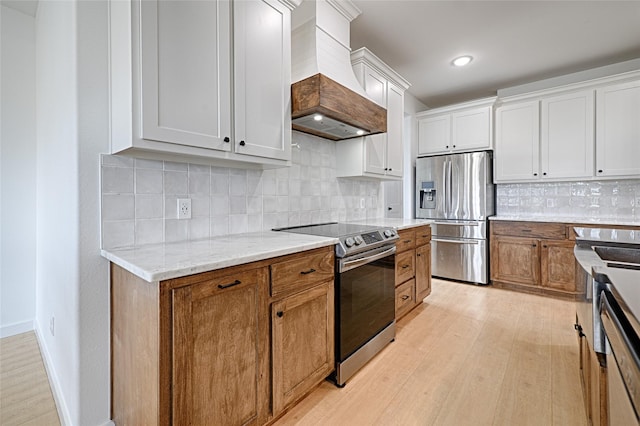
[
  {"xmin": 172, "ymin": 269, "xmax": 270, "ymax": 425},
  {"xmin": 394, "ymin": 225, "xmax": 431, "ymax": 320},
  {"xmin": 111, "ymin": 246, "xmax": 334, "ymax": 426},
  {"xmin": 271, "ymin": 280, "xmax": 334, "ymax": 414},
  {"xmin": 578, "ymin": 327, "xmax": 608, "ymax": 426},
  {"xmin": 490, "ymin": 221, "xmax": 582, "ymax": 298}
]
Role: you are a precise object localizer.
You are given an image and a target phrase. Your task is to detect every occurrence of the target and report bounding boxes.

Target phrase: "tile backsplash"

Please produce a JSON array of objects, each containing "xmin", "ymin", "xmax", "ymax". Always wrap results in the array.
[
  {"xmin": 101, "ymin": 133, "xmax": 384, "ymax": 249},
  {"xmin": 496, "ymin": 180, "xmax": 640, "ymax": 221}
]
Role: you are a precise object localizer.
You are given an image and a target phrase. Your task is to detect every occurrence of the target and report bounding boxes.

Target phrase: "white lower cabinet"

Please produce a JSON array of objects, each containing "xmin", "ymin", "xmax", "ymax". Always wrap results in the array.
[{"xmin": 109, "ymin": 0, "xmax": 292, "ymax": 168}]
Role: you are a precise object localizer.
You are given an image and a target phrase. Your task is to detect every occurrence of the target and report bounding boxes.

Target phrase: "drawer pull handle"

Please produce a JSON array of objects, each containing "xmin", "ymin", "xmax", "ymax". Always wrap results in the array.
[
  {"xmin": 300, "ymin": 268, "xmax": 316, "ymax": 275},
  {"xmin": 521, "ymin": 230, "xmax": 532, "ymax": 233},
  {"xmin": 404, "ymin": 240, "xmax": 411, "ymax": 243},
  {"xmin": 402, "ymin": 265, "xmax": 410, "ymax": 269},
  {"xmin": 276, "ymin": 311, "xmax": 284, "ymax": 318},
  {"xmin": 401, "ymin": 295, "xmax": 410, "ymax": 301},
  {"xmin": 218, "ymin": 279, "xmax": 241, "ymax": 289}
]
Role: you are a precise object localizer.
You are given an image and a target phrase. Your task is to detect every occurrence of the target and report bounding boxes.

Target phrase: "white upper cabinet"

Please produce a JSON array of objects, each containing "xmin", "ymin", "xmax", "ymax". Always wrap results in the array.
[
  {"xmin": 233, "ymin": 0, "xmax": 291, "ymax": 161},
  {"xmin": 541, "ymin": 90, "xmax": 594, "ymax": 180},
  {"xmin": 418, "ymin": 115, "xmax": 450, "ymax": 155},
  {"xmin": 138, "ymin": 0, "xmax": 232, "ymax": 151},
  {"xmin": 109, "ymin": 0, "xmax": 293, "ymax": 168},
  {"xmin": 596, "ymin": 79, "xmax": 640, "ymax": 178},
  {"xmin": 495, "ymin": 90, "xmax": 594, "ymax": 183},
  {"xmin": 336, "ymin": 48, "xmax": 410, "ymax": 180},
  {"xmin": 417, "ymin": 98, "xmax": 495, "ymax": 156},
  {"xmin": 495, "ymin": 101, "xmax": 540, "ymax": 182}
]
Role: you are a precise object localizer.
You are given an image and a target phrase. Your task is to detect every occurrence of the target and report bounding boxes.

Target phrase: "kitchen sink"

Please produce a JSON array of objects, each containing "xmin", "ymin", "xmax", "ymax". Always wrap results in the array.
[{"xmin": 593, "ymin": 245, "xmax": 640, "ymax": 271}]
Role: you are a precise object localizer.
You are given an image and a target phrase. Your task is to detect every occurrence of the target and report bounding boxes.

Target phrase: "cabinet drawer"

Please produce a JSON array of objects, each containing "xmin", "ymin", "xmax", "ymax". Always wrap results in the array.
[
  {"xmin": 270, "ymin": 247, "xmax": 334, "ymax": 298},
  {"xmin": 491, "ymin": 221, "xmax": 566, "ymax": 239},
  {"xmin": 395, "ymin": 250, "xmax": 415, "ymax": 286},
  {"xmin": 414, "ymin": 225, "xmax": 432, "ymax": 246},
  {"xmin": 395, "ymin": 279, "xmax": 415, "ymax": 319},
  {"xmin": 396, "ymin": 229, "xmax": 416, "ymax": 252}
]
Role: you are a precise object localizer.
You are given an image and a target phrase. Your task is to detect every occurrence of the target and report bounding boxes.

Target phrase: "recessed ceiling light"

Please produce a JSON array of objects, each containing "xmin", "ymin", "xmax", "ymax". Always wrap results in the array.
[
  {"xmin": 356, "ymin": 129, "xmax": 365, "ymax": 136},
  {"xmin": 452, "ymin": 55, "xmax": 473, "ymax": 67}
]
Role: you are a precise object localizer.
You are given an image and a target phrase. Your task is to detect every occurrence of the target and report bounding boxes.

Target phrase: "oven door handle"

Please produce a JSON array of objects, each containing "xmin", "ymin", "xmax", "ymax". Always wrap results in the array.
[{"xmin": 339, "ymin": 246, "xmax": 397, "ymax": 273}]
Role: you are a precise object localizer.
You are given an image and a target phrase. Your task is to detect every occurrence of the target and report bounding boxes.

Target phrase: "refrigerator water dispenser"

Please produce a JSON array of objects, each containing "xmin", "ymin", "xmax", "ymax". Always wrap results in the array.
[{"xmin": 419, "ymin": 181, "xmax": 436, "ymax": 209}]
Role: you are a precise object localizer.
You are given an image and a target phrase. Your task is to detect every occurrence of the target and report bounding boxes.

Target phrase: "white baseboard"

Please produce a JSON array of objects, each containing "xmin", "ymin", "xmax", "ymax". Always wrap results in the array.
[
  {"xmin": 0, "ymin": 319, "xmax": 34, "ymax": 338},
  {"xmin": 34, "ymin": 321, "xmax": 72, "ymax": 426}
]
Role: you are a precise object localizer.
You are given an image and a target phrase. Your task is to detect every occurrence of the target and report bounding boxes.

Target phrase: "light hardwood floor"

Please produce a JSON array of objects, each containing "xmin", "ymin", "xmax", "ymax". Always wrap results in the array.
[
  {"xmin": 0, "ymin": 331, "xmax": 60, "ymax": 426},
  {"xmin": 0, "ymin": 279, "xmax": 586, "ymax": 426},
  {"xmin": 274, "ymin": 279, "xmax": 587, "ymax": 425}
]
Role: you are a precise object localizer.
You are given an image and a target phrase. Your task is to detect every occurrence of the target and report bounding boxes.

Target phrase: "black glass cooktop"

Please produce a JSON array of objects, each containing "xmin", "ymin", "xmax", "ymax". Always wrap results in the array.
[{"xmin": 273, "ymin": 222, "xmax": 386, "ymax": 238}]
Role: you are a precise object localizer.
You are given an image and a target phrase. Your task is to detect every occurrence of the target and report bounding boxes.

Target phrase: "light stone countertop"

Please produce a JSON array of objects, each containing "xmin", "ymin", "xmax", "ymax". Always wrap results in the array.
[
  {"xmin": 101, "ymin": 231, "xmax": 338, "ymax": 283},
  {"xmin": 490, "ymin": 215, "xmax": 640, "ymax": 227},
  {"xmin": 347, "ymin": 218, "xmax": 433, "ymax": 230}
]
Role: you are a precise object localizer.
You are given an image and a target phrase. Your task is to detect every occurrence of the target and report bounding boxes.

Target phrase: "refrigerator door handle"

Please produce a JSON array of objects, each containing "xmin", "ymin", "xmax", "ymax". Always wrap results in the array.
[
  {"xmin": 432, "ymin": 238, "xmax": 480, "ymax": 245},
  {"xmin": 442, "ymin": 160, "xmax": 448, "ymax": 217}
]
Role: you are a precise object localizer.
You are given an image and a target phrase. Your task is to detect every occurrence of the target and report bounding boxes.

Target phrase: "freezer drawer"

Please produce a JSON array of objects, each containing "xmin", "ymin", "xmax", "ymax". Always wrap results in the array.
[{"xmin": 431, "ymin": 237, "xmax": 488, "ymax": 284}]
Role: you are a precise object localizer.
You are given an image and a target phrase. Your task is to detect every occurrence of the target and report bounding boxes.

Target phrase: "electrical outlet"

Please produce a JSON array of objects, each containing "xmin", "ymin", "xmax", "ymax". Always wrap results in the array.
[
  {"xmin": 360, "ymin": 198, "xmax": 365, "ymax": 209},
  {"xmin": 49, "ymin": 317, "xmax": 55, "ymax": 336},
  {"xmin": 177, "ymin": 198, "xmax": 192, "ymax": 219}
]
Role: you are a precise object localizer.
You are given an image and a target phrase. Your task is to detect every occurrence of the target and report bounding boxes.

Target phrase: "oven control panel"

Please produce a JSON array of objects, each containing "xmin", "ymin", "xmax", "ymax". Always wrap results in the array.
[{"xmin": 337, "ymin": 229, "xmax": 398, "ymax": 258}]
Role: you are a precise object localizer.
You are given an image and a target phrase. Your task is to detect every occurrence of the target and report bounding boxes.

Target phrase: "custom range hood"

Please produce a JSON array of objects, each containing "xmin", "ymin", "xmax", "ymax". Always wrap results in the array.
[{"xmin": 291, "ymin": 0, "xmax": 387, "ymax": 141}]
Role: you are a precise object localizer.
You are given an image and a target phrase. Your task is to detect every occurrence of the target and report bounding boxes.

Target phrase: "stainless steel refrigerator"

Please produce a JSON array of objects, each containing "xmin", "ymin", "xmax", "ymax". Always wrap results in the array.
[{"xmin": 415, "ymin": 151, "xmax": 494, "ymax": 284}]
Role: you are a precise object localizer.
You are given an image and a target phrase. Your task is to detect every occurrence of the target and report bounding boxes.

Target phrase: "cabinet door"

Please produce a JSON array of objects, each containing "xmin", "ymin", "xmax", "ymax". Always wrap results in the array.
[
  {"xmin": 452, "ymin": 106, "xmax": 492, "ymax": 152},
  {"xmin": 172, "ymin": 269, "xmax": 268, "ymax": 426},
  {"xmin": 596, "ymin": 79, "xmax": 640, "ymax": 177},
  {"xmin": 272, "ymin": 281, "xmax": 334, "ymax": 414},
  {"xmin": 415, "ymin": 243, "xmax": 431, "ymax": 302},
  {"xmin": 418, "ymin": 114, "xmax": 451, "ymax": 155},
  {"xmin": 490, "ymin": 235, "xmax": 540, "ymax": 286},
  {"xmin": 541, "ymin": 90, "xmax": 594, "ymax": 179},
  {"xmin": 385, "ymin": 82, "xmax": 404, "ymax": 177},
  {"xmin": 234, "ymin": 0, "xmax": 291, "ymax": 161},
  {"xmin": 363, "ymin": 67, "xmax": 388, "ymax": 176},
  {"xmin": 139, "ymin": 0, "xmax": 232, "ymax": 150},
  {"xmin": 494, "ymin": 101, "xmax": 540, "ymax": 182},
  {"xmin": 540, "ymin": 239, "xmax": 577, "ymax": 293}
]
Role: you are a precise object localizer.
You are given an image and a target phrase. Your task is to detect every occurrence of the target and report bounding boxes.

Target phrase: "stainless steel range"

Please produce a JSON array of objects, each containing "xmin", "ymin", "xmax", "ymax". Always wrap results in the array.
[{"xmin": 274, "ymin": 222, "xmax": 399, "ymax": 386}]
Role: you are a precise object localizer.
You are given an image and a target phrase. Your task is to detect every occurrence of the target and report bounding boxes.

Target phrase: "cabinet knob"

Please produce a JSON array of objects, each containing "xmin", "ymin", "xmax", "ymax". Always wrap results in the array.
[
  {"xmin": 276, "ymin": 311, "xmax": 283, "ymax": 318},
  {"xmin": 452, "ymin": 145, "xmax": 456, "ymax": 148},
  {"xmin": 445, "ymin": 145, "xmax": 449, "ymax": 149},
  {"xmin": 533, "ymin": 173, "xmax": 538, "ymax": 176},
  {"xmin": 598, "ymin": 169, "xmax": 603, "ymax": 173},
  {"xmin": 543, "ymin": 172, "xmax": 547, "ymax": 176},
  {"xmin": 543, "ymin": 244, "xmax": 548, "ymax": 248},
  {"xmin": 417, "ymin": 253, "xmax": 421, "ymax": 257},
  {"xmin": 388, "ymin": 168, "xmax": 392, "ymax": 171},
  {"xmin": 388, "ymin": 207, "xmax": 392, "ymax": 210},
  {"xmin": 532, "ymin": 244, "xmax": 537, "ymax": 247},
  {"xmin": 239, "ymin": 140, "xmax": 246, "ymax": 146},
  {"xmin": 223, "ymin": 136, "xmax": 230, "ymax": 143},
  {"xmin": 384, "ymin": 168, "xmax": 388, "ymax": 171}
]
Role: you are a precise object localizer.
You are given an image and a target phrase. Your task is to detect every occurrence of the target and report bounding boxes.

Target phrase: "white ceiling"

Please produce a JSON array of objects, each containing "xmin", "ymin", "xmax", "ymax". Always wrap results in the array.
[{"xmin": 350, "ymin": 0, "xmax": 640, "ymax": 108}]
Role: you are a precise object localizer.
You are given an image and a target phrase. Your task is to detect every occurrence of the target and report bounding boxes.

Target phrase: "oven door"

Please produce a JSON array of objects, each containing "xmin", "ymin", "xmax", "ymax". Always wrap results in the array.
[{"xmin": 336, "ymin": 245, "xmax": 396, "ymax": 362}]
